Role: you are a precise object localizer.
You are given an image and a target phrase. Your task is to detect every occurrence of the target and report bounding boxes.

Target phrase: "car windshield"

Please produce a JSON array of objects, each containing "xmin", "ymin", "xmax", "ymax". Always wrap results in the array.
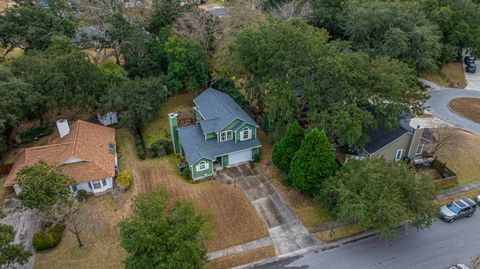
[{"xmin": 447, "ymin": 203, "xmax": 462, "ymax": 213}]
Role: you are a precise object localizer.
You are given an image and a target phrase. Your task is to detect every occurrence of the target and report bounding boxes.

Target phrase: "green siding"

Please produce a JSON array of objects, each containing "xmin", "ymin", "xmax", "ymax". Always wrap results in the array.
[
  {"xmin": 251, "ymin": 147, "xmax": 258, "ymax": 157},
  {"xmin": 195, "ymin": 107, "xmax": 204, "ymax": 121},
  {"xmin": 235, "ymin": 123, "xmax": 256, "ymax": 142},
  {"xmin": 222, "ymin": 155, "xmax": 229, "ymax": 167},
  {"xmin": 191, "ymin": 158, "xmax": 213, "ymax": 179},
  {"xmin": 221, "ymin": 119, "xmax": 243, "ymax": 132},
  {"xmin": 205, "ymin": 132, "xmax": 217, "ymax": 140}
]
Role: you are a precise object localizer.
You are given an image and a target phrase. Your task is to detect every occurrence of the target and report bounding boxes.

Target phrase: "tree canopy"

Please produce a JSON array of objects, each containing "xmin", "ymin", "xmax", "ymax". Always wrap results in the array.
[
  {"xmin": 225, "ymin": 19, "xmax": 424, "ymax": 145},
  {"xmin": 290, "ymin": 128, "xmax": 338, "ymax": 196},
  {"xmin": 342, "ymin": 0, "xmax": 442, "ymax": 72},
  {"xmin": 17, "ymin": 161, "xmax": 74, "ymax": 212},
  {"xmin": 102, "ymin": 76, "xmax": 169, "ymax": 129},
  {"xmin": 0, "ymin": 224, "xmax": 31, "ymax": 267},
  {"xmin": 0, "ymin": 2, "xmax": 75, "ymax": 55},
  {"xmin": 317, "ymin": 157, "xmax": 437, "ymax": 237},
  {"xmin": 119, "ymin": 188, "xmax": 211, "ymax": 269}
]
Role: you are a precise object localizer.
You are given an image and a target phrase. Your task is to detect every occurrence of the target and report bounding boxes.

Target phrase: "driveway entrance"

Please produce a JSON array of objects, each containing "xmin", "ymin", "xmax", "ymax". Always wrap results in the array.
[{"xmin": 216, "ymin": 164, "xmax": 319, "ymax": 256}]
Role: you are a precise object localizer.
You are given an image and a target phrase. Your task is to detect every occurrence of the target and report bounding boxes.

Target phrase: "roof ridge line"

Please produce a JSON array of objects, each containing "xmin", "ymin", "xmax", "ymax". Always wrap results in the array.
[
  {"xmin": 71, "ymin": 120, "xmax": 81, "ymax": 155},
  {"xmin": 210, "ymin": 89, "xmax": 236, "ymax": 118},
  {"xmin": 27, "ymin": 142, "xmax": 73, "ymax": 150}
]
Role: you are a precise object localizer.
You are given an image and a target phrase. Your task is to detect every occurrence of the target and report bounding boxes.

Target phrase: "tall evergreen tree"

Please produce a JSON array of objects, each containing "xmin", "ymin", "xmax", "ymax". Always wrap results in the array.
[
  {"xmin": 272, "ymin": 121, "xmax": 304, "ymax": 172},
  {"xmin": 290, "ymin": 129, "xmax": 338, "ymax": 196}
]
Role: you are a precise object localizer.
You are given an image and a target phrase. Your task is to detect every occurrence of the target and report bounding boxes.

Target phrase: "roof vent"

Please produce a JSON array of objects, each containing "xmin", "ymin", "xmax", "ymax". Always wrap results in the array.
[{"xmin": 56, "ymin": 119, "xmax": 70, "ymax": 138}]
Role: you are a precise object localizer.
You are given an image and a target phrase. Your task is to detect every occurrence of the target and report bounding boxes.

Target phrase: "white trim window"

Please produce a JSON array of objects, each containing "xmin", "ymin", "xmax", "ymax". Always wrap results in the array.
[
  {"xmin": 415, "ymin": 144, "xmax": 424, "ymax": 155},
  {"xmin": 92, "ymin": 180, "xmax": 102, "ymax": 189},
  {"xmin": 219, "ymin": 130, "xmax": 233, "ymax": 142},
  {"xmin": 197, "ymin": 161, "xmax": 209, "ymax": 171},
  {"xmin": 240, "ymin": 127, "xmax": 251, "ymax": 141},
  {"xmin": 395, "ymin": 149, "xmax": 403, "ymax": 161}
]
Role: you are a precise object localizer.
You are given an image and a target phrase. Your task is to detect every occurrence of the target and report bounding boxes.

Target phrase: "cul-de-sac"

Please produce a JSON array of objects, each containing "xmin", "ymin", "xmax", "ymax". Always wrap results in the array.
[{"xmin": 1, "ymin": 0, "xmax": 480, "ymax": 269}]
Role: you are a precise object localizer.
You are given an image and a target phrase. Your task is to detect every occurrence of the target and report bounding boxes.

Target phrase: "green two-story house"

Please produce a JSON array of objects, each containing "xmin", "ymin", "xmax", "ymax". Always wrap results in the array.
[{"xmin": 169, "ymin": 88, "xmax": 262, "ymax": 180}]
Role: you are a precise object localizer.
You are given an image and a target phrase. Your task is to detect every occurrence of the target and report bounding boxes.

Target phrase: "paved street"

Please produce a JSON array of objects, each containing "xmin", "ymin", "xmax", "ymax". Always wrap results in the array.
[
  {"xmin": 425, "ymin": 90, "xmax": 480, "ymax": 134},
  {"xmin": 465, "ymin": 60, "xmax": 480, "ymax": 90},
  {"xmin": 255, "ymin": 213, "xmax": 480, "ymax": 269}
]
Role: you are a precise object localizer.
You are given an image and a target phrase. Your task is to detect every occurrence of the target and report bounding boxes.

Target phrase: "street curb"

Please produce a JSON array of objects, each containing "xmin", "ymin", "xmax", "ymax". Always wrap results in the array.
[{"xmin": 232, "ymin": 230, "xmax": 379, "ymax": 269}]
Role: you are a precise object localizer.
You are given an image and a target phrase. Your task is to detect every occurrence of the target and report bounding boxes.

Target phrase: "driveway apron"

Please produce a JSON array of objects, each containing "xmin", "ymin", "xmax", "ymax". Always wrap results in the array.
[{"xmin": 217, "ymin": 164, "xmax": 319, "ymax": 256}]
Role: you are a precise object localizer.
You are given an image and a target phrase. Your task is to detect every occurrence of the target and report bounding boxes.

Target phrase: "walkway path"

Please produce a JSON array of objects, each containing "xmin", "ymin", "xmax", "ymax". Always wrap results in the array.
[
  {"xmin": 207, "ymin": 237, "xmax": 273, "ymax": 260},
  {"xmin": 436, "ymin": 181, "xmax": 480, "ymax": 200},
  {"xmin": 217, "ymin": 163, "xmax": 320, "ymax": 257},
  {"xmin": 425, "ymin": 90, "xmax": 480, "ymax": 134}
]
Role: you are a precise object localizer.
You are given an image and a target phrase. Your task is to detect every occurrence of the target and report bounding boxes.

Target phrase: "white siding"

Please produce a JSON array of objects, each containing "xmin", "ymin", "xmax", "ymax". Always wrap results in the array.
[{"xmin": 70, "ymin": 178, "xmax": 113, "ymax": 196}]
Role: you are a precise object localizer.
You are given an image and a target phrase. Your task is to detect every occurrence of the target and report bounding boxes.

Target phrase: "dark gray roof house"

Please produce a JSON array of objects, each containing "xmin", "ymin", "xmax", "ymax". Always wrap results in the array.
[
  {"xmin": 362, "ymin": 120, "xmax": 434, "ymax": 161},
  {"xmin": 169, "ymin": 88, "xmax": 261, "ymax": 180}
]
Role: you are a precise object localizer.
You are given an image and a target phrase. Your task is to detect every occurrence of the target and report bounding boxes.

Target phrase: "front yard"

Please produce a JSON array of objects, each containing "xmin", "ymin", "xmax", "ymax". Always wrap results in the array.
[
  {"xmin": 434, "ymin": 129, "xmax": 480, "ymax": 186},
  {"xmin": 255, "ymin": 130, "xmax": 336, "ymax": 228},
  {"xmin": 35, "ymin": 125, "xmax": 271, "ymax": 268}
]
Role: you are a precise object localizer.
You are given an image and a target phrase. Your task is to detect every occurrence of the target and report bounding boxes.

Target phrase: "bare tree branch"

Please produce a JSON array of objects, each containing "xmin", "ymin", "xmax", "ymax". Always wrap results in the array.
[{"xmin": 270, "ymin": 0, "xmax": 312, "ymax": 21}]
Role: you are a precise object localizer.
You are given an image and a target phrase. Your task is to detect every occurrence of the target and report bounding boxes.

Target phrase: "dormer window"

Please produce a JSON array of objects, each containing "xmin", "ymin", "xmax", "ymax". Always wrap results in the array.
[
  {"xmin": 220, "ymin": 130, "xmax": 233, "ymax": 142},
  {"xmin": 240, "ymin": 127, "xmax": 251, "ymax": 141}
]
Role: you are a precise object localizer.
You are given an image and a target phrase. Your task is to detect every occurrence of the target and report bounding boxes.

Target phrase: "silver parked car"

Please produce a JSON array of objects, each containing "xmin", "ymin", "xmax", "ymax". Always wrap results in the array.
[{"xmin": 439, "ymin": 198, "xmax": 476, "ymax": 223}]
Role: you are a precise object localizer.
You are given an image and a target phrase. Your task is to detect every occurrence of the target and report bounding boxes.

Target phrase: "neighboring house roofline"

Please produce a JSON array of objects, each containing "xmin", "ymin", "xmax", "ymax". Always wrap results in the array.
[{"xmin": 364, "ymin": 132, "xmax": 411, "ymax": 155}]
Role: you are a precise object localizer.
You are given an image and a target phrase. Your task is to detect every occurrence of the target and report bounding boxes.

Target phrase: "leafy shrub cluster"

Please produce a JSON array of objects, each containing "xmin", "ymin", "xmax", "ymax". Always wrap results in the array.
[
  {"xmin": 151, "ymin": 139, "xmax": 169, "ymax": 158},
  {"xmin": 117, "ymin": 170, "xmax": 133, "ymax": 191},
  {"xmin": 134, "ymin": 132, "xmax": 146, "ymax": 160},
  {"xmin": 20, "ymin": 126, "xmax": 53, "ymax": 144},
  {"xmin": 181, "ymin": 167, "xmax": 191, "ymax": 181},
  {"xmin": 77, "ymin": 189, "xmax": 87, "ymax": 200},
  {"xmin": 32, "ymin": 224, "xmax": 65, "ymax": 251}
]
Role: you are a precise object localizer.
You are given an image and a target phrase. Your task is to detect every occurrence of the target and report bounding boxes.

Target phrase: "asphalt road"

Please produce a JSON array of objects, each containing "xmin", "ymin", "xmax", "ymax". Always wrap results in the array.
[
  {"xmin": 426, "ymin": 90, "xmax": 480, "ymax": 134},
  {"xmin": 255, "ymin": 213, "xmax": 480, "ymax": 269}
]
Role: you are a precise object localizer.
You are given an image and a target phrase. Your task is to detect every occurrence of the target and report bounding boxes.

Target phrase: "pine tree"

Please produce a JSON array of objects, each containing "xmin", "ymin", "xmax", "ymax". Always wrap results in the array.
[
  {"xmin": 290, "ymin": 129, "xmax": 338, "ymax": 196},
  {"xmin": 272, "ymin": 121, "xmax": 305, "ymax": 172}
]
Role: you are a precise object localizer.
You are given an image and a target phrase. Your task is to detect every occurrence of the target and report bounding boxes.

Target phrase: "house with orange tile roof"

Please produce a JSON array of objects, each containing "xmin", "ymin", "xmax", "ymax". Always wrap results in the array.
[{"xmin": 4, "ymin": 119, "xmax": 118, "ymax": 196}]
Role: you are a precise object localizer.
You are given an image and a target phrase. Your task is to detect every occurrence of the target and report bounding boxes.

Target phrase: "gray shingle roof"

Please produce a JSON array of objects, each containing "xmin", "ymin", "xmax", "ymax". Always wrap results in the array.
[
  {"xmin": 194, "ymin": 88, "xmax": 258, "ymax": 134},
  {"xmin": 178, "ymin": 124, "xmax": 261, "ymax": 165},
  {"xmin": 199, "ymin": 118, "xmax": 220, "ymax": 134}
]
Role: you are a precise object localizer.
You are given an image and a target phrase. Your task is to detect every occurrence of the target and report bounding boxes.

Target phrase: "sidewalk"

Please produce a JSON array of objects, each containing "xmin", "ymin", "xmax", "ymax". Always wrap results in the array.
[{"xmin": 436, "ymin": 181, "xmax": 480, "ymax": 200}]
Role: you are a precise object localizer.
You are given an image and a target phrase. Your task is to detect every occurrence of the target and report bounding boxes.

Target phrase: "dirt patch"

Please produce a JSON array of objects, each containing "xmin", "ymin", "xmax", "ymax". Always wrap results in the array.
[
  {"xmin": 435, "ymin": 129, "xmax": 480, "ymax": 186},
  {"xmin": 205, "ymin": 245, "xmax": 276, "ymax": 269},
  {"xmin": 448, "ymin": 98, "xmax": 480, "ymax": 123},
  {"xmin": 421, "ymin": 62, "xmax": 467, "ymax": 89}
]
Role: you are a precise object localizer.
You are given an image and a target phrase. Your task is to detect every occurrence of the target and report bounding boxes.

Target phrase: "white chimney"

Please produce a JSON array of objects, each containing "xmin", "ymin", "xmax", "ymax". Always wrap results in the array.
[{"xmin": 56, "ymin": 119, "xmax": 70, "ymax": 138}]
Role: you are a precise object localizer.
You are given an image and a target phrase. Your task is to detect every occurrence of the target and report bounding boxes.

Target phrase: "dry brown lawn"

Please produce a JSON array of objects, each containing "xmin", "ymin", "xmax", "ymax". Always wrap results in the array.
[
  {"xmin": 35, "ymin": 128, "xmax": 269, "ymax": 268},
  {"xmin": 205, "ymin": 245, "xmax": 276, "ymax": 269},
  {"xmin": 435, "ymin": 129, "xmax": 480, "ymax": 186},
  {"xmin": 421, "ymin": 62, "xmax": 467, "ymax": 89},
  {"xmin": 255, "ymin": 130, "xmax": 335, "ymax": 228},
  {"xmin": 448, "ymin": 98, "xmax": 480, "ymax": 123}
]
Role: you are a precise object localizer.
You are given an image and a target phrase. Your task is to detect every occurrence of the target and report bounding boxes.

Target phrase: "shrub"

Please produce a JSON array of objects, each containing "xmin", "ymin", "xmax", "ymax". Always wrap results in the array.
[
  {"xmin": 117, "ymin": 170, "xmax": 133, "ymax": 191},
  {"xmin": 252, "ymin": 153, "xmax": 260, "ymax": 163},
  {"xmin": 279, "ymin": 173, "xmax": 292, "ymax": 186},
  {"xmin": 136, "ymin": 145, "xmax": 146, "ymax": 160},
  {"xmin": 77, "ymin": 189, "xmax": 87, "ymax": 200},
  {"xmin": 151, "ymin": 139, "xmax": 169, "ymax": 158},
  {"xmin": 181, "ymin": 167, "xmax": 192, "ymax": 180},
  {"xmin": 32, "ymin": 224, "xmax": 65, "ymax": 251}
]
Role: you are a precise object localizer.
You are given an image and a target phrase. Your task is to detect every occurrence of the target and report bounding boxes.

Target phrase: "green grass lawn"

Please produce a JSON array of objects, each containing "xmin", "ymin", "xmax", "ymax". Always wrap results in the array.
[
  {"xmin": 421, "ymin": 62, "xmax": 466, "ymax": 89},
  {"xmin": 142, "ymin": 92, "xmax": 196, "ymax": 148}
]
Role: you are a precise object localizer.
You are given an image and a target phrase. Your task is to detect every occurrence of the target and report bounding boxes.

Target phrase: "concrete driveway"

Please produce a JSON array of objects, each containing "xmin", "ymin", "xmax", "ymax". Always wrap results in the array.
[
  {"xmin": 216, "ymin": 164, "xmax": 319, "ymax": 256},
  {"xmin": 465, "ymin": 60, "xmax": 480, "ymax": 90},
  {"xmin": 425, "ymin": 90, "xmax": 480, "ymax": 134}
]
